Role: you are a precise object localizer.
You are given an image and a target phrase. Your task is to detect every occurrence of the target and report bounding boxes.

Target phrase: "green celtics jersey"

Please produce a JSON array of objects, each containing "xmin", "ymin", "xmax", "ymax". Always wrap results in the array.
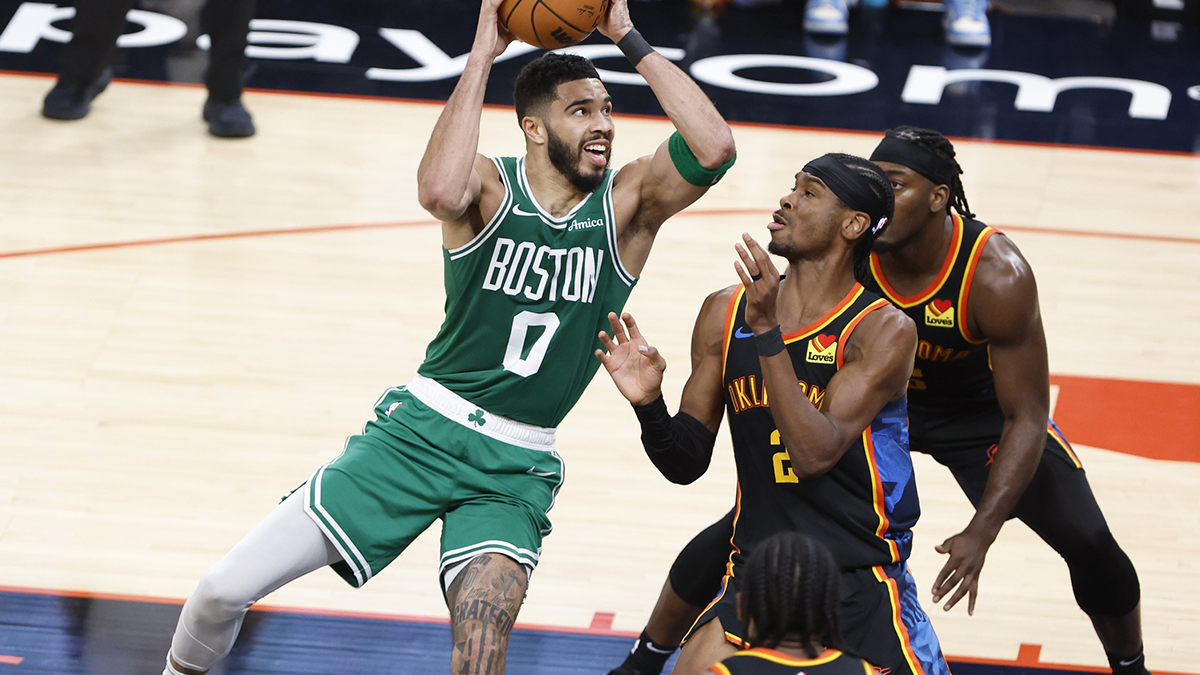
[{"xmin": 417, "ymin": 156, "xmax": 637, "ymax": 428}]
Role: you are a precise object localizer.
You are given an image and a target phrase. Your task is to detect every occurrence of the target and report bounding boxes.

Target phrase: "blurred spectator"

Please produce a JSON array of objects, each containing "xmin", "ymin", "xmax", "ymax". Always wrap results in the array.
[{"xmin": 41, "ymin": 0, "xmax": 257, "ymax": 138}]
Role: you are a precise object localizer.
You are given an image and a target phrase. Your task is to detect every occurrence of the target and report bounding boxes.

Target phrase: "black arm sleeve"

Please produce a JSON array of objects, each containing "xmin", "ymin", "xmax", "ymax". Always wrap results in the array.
[{"xmin": 632, "ymin": 395, "xmax": 717, "ymax": 485}]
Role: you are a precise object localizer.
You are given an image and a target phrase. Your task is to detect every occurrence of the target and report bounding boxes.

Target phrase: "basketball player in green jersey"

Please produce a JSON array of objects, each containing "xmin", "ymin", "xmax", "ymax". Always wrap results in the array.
[{"xmin": 159, "ymin": 0, "xmax": 735, "ymax": 674}]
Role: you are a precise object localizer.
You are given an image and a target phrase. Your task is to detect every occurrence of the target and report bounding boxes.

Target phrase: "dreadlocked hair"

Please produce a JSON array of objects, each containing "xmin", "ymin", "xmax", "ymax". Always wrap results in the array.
[
  {"xmin": 885, "ymin": 125, "xmax": 975, "ymax": 219},
  {"xmin": 742, "ymin": 532, "xmax": 842, "ymax": 658},
  {"xmin": 824, "ymin": 153, "xmax": 893, "ymax": 285}
]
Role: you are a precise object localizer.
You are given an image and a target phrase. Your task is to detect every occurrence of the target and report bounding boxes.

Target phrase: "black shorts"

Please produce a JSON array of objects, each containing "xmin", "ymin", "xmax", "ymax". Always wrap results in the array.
[
  {"xmin": 909, "ymin": 403, "xmax": 1083, "ymax": 513},
  {"xmin": 909, "ymin": 402, "xmax": 1140, "ymax": 616},
  {"xmin": 687, "ymin": 563, "xmax": 949, "ymax": 675}
]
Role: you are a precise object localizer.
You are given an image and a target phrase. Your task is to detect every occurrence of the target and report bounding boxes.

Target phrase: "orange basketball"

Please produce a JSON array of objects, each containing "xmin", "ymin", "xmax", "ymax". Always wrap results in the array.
[{"xmin": 499, "ymin": 0, "xmax": 610, "ymax": 50}]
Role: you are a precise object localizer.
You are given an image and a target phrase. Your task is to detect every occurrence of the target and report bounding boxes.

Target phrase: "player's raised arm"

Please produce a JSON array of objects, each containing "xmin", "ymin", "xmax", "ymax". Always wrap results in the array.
[
  {"xmin": 595, "ymin": 292, "xmax": 728, "ymax": 485},
  {"xmin": 416, "ymin": 0, "xmax": 512, "ymax": 233},
  {"xmin": 599, "ymin": 1, "xmax": 736, "ymax": 253},
  {"xmin": 929, "ymin": 234, "xmax": 1048, "ymax": 614},
  {"xmin": 735, "ymin": 233, "xmax": 917, "ymax": 478}
]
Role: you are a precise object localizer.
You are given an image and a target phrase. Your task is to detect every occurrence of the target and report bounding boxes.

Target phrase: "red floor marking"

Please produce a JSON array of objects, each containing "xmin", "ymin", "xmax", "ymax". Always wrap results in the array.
[
  {"xmin": 1, "ymin": 208, "xmax": 1197, "ymax": 262},
  {"xmin": 589, "ymin": 612, "xmax": 616, "ymax": 631},
  {"xmin": 0, "ymin": 655, "xmax": 23, "ymax": 664},
  {"xmin": 1016, "ymin": 643, "xmax": 1043, "ymax": 665},
  {"xmin": 0, "ymin": 219, "xmax": 439, "ymax": 259},
  {"xmin": 1051, "ymin": 375, "xmax": 1200, "ymax": 463}
]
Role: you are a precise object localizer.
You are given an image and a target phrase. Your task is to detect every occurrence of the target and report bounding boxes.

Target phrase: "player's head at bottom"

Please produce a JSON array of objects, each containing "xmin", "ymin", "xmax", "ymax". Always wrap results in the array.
[{"xmin": 737, "ymin": 531, "xmax": 842, "ymax": 658}]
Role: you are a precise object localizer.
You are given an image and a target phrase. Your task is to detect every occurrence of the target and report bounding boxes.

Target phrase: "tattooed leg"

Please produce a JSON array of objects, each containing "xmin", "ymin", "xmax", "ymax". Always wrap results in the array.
[{"xmin": 446, "ymin": 553, "xmax": 528, "ymax": 675}]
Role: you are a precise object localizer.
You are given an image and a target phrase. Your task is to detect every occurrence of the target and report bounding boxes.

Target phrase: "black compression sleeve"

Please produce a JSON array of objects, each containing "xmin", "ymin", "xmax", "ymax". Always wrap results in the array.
[{"xmin": 632, "ymin": 395, "xmax": 717, "ymax": 485}]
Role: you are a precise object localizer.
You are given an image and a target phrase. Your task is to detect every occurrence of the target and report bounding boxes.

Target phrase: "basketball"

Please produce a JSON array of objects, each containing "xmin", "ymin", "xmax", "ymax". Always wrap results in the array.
[{"xmin": 499, "ymin": 0, "xmax": 610, "ymax": 50}]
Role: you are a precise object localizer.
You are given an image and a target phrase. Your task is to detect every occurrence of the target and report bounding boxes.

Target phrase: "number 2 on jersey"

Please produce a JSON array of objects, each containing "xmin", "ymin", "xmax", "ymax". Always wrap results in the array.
[
  {"xmin": 770, "ymin": 429, "xmax": 799, "ymax": 484},
  {"xmin": 503, "ymin": 311, "xmax": 561, "ymax": 377}
]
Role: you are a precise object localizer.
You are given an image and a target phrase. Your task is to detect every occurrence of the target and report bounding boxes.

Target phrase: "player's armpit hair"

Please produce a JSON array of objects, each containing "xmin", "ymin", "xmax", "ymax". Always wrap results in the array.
[{"xmin": 632, "ymin": 395, "xmax": 717, "ymax": 484}]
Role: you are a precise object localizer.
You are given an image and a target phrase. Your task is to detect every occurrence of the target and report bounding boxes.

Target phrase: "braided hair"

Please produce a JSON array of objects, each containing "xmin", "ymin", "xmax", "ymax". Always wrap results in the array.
[
  {"xmin": 824, "ymin": 153, "xmax": 894, "ymax": 285},
  {"xmin": 741, "ymin": 532, "xmax": 841, "ymax": 658},
  {"xmin": 885, "ymin": 125, "xmax": 975, "ymax": 219}
]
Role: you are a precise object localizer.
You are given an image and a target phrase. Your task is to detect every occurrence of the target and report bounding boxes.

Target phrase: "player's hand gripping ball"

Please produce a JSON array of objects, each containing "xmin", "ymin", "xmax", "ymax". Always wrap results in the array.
[{"xmin": 498, "ymin": 0, "xmax": 610, "ymax": 50}]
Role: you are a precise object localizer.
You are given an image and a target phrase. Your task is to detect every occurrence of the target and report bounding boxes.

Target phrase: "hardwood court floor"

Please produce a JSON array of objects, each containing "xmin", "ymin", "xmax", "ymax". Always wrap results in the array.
[{"xmin": 1, "ymin": 72, "xmax": 1198, "ymax": 671}]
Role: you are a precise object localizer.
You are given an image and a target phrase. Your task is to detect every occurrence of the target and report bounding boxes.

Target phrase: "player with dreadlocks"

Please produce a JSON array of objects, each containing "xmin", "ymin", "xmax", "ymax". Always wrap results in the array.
[
  {"xmin": 597, "ymin": 153, "xmax": 948, "ymax": 675},
  {"xmin": 865, "ymin": 125, "xmax": 1151, "ymax": 675},
  {"xmin": 709, "ymin": 532, "xmax": 871, "ymax": 675}
]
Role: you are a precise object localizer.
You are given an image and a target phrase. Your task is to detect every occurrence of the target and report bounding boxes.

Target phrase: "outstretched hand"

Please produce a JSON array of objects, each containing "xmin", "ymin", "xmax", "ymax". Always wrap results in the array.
[
  {"xmin": 734, "ymin": 232, "xmax": 781, "ymax": 333},
  {"xmin": 595, "ymin": 311, "xmax": 666, "ymax": 406},
  {"xmin": 473, "ymin": 0, "xmax": 515, "ymax": 59},
  {"xmin": 931, "ymin": 529, "xmax": 994, "ymax": 615}
]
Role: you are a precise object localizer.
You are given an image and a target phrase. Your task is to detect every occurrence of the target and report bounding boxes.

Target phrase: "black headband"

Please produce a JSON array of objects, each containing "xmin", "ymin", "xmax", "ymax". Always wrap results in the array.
[
  {"xmin": 802, "ymin": 154, "xmax": 891, "ymax": 235},
  {"xmin": 870, "ymin": 135, "xmax": 956, "ymax": 187}
]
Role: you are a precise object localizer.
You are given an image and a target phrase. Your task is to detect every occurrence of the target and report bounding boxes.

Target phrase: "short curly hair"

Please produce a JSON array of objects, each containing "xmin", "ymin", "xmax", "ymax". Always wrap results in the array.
[{"xmin": 513, "ymin": 52, "xmax": 600, "ymax": 121}]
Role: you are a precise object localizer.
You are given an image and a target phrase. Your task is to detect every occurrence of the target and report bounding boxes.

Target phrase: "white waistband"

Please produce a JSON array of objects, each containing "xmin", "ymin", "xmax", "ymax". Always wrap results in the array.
[{"xmin": 406, "ymin": 375, "xmax": 557, "ymax": 451}]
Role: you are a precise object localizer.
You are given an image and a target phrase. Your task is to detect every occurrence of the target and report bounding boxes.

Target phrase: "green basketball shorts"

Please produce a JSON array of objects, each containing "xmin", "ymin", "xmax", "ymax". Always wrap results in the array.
[{"xmin": 301, "ymin": 375, "xmax": 564, "ymax": 590}]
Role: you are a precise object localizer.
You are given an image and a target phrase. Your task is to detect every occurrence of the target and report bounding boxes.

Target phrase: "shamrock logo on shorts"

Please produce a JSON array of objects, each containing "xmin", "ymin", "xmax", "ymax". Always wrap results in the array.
[{"xmin": 468, "ymin": 409, "xmax": 486, "ymax": 427}]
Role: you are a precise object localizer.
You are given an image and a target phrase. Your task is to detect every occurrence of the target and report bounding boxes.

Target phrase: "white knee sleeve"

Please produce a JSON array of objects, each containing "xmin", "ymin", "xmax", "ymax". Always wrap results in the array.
[{"xmin": 169, "ymin": 491, "xmax": 340, "ymax": 671}]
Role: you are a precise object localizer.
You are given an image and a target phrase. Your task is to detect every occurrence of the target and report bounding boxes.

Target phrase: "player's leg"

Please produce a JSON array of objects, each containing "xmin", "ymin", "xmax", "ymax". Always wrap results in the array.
[
  {"xmin": 444, "ymin": 553, "xmax": 529, "ymax": 675},
  {"xmin": 436, "ymin": 414, "xmax": 564, "ymax": 674},
  {"xmin": 1010, "ymin": 430, "xmax": 1147, "ymax": 675},
  {"xmin": 838, "ymin": 565, "xmax": 950, "ymax": 675},
  {"xmin": 610, "ymin": 510, "xmax": 735, "ymax": 675},
  {"xmin": 670, "ymin": 618, "xmax": 737, "ymax": 675},
  {"xmin": 166, "ymin": 386, "xmax": 454, "ymax": 674},
  {"xmin": 164, "ymin": 492, "xmax": 341, "ymax": 675},
  {"xmin": 669, "ymin": 576, "xmax": 742, "ymax": 675}
]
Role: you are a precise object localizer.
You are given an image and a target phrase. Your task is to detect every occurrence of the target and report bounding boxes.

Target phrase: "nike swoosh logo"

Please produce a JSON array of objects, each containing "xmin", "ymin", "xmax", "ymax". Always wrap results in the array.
[
  {"xmin": 511, "ymin": 205, "xmax": 541, "ymax": 217},
  {"xmin": 644, "ymin": 643, "xmax": 676, "ymax": 655},
  {"xmin": 527, "ymin": 467, "xmax": 557, "ymax": 477},
  {"xmin": 734, "ymin": 326, "xmax": 755, "ymax": 339},
  {"xmin": 1119, "ymin": 658, "xmax": 1142, "ymax": 667}
]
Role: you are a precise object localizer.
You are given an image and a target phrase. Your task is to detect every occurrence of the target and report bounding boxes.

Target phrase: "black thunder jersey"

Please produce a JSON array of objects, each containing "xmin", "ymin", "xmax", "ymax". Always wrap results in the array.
[
  {"xmin": 710, "ymin": 648, "xmax": 874, "ymax": 675},
  {"xmin": 866, "ymin": 214, "xmax": 999, "ymax": 411},
  {"xmin": 721, "ymin": 284, "xmax": 919, "ymax": 573}
]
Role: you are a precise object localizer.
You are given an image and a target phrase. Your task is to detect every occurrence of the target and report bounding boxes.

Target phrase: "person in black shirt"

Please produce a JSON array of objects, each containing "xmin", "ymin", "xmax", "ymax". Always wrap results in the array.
[{"xmin": 41, "ymin": 0, "xmax": 256, "ymax": 137}]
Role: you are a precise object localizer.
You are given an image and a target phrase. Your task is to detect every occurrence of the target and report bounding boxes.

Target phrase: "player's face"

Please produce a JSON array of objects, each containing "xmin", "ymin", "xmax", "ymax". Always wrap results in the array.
[
  {"xmin": 545, "ymin": 78, "xmax": 614, "ymax": 193},
  {"xmin": 873, "ymin": 161, "xmax": 936, "ymax": 252},
  {"xmin": 767, "ymin": 172, "xmax": 845, "ymax": 259}
]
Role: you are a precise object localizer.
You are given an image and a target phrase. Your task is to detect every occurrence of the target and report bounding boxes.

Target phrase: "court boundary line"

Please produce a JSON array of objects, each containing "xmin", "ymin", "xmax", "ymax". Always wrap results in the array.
[
  {"xmin": 2, "ymin": 69, "xmax": 1197, "ymax": 159},
  {"xmin": 0, "ymin": 585, "xmax": 1191, "ymax": 675},
  {"xmin": 1, "ymin": 209, "xmax": 1197, "ymax": 261}
]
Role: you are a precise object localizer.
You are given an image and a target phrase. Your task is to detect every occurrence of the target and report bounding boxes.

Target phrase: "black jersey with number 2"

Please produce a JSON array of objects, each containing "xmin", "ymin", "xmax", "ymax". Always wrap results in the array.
[{"xmin": 720, "ymin": 283, "xmax": 920, "ymax": 573}]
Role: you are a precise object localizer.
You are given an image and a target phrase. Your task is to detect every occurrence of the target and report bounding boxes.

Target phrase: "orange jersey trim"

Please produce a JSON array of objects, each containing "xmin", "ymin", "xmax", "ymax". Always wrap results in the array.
[
  {"xmin": 782, "ymin": 284, "xmax": 866, "ymax": 344},
  {"xmin": 870, "ymin": 214, "xmax": 964, "ymax": 308},
  {"xmin": 836, "ymin": 298, "xmax": 891, "ymax": 368},
  {"xmin": 862, "ymin": 428, "xmax": 901, "ymax": 563},
  {"xmin": 871, "ymin": 566, "xmax": 930, "ymax": 675},
  {"xmin": 957, "ymin": 226, "xmax": 999, "ymax": 344},
  {"xmin": 740, "ymin": 647, "xmax": 843, "ymax": 666},
  {"xmin": 1049, "ymin": 422, "xmax": 1084, "ymax": 469},
  {"xmin": 709, "ymin": 665, "xmax": 733, "ymax": 675},
  {"xmin": 722, "ymin": 286, "xmax": 747, "ymax": 379}
]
